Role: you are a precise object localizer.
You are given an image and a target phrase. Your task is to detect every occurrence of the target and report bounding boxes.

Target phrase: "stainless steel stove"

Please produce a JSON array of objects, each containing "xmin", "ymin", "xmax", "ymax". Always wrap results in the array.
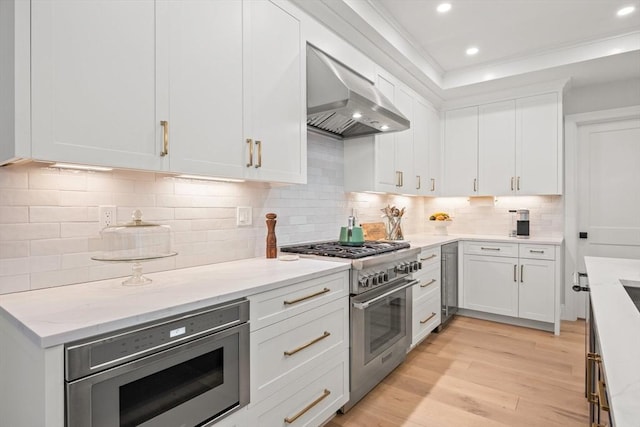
[
  {"xmin": 280, "ymin": 240, "xmax": 421, "ymax": 412},
  {"xmin": 280, "ymin": 241, "xmax": 421, "ymax": 294}
]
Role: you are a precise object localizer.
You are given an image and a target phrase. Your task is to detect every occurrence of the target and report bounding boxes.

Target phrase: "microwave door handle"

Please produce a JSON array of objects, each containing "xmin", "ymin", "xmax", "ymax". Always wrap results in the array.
[{"xmin": 353, "ymin": 280, "xmax": 418, "ymax": 310}]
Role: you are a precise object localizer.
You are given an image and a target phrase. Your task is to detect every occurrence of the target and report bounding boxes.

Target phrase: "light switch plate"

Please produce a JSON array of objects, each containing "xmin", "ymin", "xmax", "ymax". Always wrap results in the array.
[{"xmin": 236, "ymin": 206, "xmax": 252, "ymax": 226}]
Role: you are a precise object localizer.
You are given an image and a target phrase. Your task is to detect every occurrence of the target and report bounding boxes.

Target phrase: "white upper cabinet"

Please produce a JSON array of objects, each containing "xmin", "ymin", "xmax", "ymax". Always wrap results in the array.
[
  {"xmin": 168, "ymin": 0, "xmax": 244, "ymax": 178},
  {"xmin": 516, "ymin": 93, "xmax": 560, "ymax": 195},
  {"xmin": 17, "ymin": 0, "xmax": 305, "ymax": 183},
  {"xmin": 242, "ymin": 0, "xmax": 306, "ymax": 184},
  {"xmin": 374, "ymin": 73, "xmax": 403, "ymax": 193},
  {"xmin": 413, "ymin": 98, "xmax": 440, "ymax": 196},
  {"xmin": 393, "ymin": 85, "xmax": 415, "ymax": 193},
  {"xmin": 443, "ymin": 106, "xmax": 478, "ymax": 196},
  {"xmin": 31, "ymin": 0, "xmax": 167, "ymax": 171},
  {"xmin": 478, "ymin": 100, "xmax": 516, "ymax": 196}
]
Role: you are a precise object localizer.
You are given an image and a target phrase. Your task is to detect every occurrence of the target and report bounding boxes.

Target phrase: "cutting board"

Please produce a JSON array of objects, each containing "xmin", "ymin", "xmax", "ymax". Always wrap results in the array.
[{"xmin": 361, "ymin": 222, "xmax": 387, "ymax": 241}]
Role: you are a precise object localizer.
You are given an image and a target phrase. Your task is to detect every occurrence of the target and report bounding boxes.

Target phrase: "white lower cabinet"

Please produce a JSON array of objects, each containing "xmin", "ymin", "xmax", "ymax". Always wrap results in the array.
[
  {"xmin": 411, "ymin": 246, "xmax": 441, "ymax": 347},
  {"xmin": 247, "ymin": 270, "xmax": 350, "ymax": 426},
  {"xmin": 462, "ymin": 241, "xmax": 557, "ymax": 329}
]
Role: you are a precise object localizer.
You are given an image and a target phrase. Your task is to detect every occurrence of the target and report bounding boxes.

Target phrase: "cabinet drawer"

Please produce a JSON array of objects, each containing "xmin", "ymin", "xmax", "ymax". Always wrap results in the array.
[
  {"xmin": 413, "ymin": 263, "xmax": 440, "ymax": 301},
  {"xmin": 418, "ymin": 246, "xmax": 441, "ymax": 267},
  {"xmin": 519, "ymin": 244, "xmax": 555, "ymax": 260},
  {"xmin": 250, "ymin": 298, "xmax": 348, "ymax": 402},
  {"xmin": 464, "ymin": 241, "xmax": 518, "ymax": 257},
  {"xmin": 249, "ymin": 271, "xmax": 349, "ymax": 331},
  {"xmin": 249, "ymin": 351, "xmax": 348, "ymax": 427},
  {"xmin": 412, "ymin": 292, "xmax": 441, "ymax": 346}
]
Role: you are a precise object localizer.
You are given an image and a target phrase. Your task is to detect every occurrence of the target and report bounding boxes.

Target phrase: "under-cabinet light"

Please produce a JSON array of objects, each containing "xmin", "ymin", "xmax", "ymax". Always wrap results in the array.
[
  {"xmin": 380, "ymin": 125, "xmax": 390, "ymax": 130},
  {"xmin": 176, "ymin": 174, "xmax": 245, "ymax": 183},
  {"xmin": 50, "ymin": 163, "xmax": 113, "ymax": 172},
  {"xmin": 352, "ymin": 112, "xmax": 363, "ymax": 119}
]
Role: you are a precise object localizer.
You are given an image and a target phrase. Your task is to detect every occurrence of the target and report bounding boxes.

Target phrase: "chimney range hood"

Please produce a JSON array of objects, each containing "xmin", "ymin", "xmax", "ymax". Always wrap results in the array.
[{"xmin": 306, "ymin": 45, "xmax": 410, "ymax": 140}]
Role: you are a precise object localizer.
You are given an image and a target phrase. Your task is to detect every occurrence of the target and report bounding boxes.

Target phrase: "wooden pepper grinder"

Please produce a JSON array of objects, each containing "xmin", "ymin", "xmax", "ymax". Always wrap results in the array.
[{"xmin": 265, "ymin": 213, "xmax": 277, "ymax": 259}]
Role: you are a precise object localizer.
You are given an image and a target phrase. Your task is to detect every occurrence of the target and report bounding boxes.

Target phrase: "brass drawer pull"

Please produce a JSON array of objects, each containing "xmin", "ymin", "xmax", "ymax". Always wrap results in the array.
[
  {"xmin": 598, "ymin": 379, "xmax": 610, "ymax": 412},
  {"xmin": 430, "ymin": 178, "xmax": 436, "ymax": 192},
  {"xmin": 516, "ymin": 176, "xmax": 521, "ymax": 191},
  {"xmin": 481, "ymin": 247, "xmax": 501, "ymax": 251},
  {"xmin": 246, "ymin": 138, "xmax": 253, "ymax": 167},
  {"xmin": 420, "ymin": 254, "xmax": 437, "ymax": 261},
  {"xmin": 284, "ymin": 389, "xmax": 331, "ymax": 424},
  {"xmin": 284, "ymin": 288, "xmax": 330, "ymax": 305},
  {"xmin": 160, "ymin": 120, "xmax": 169, "ymax": 156},
  {"xmin": 284, "ymin": 331, "xmax": 331, "ymax": 356},
  {"xmin": 473, "ymin": 178, "xmax": 477, "ymax": 192},
  {"xmin": 255, "ymin": 140, "xmax": 262, "ymax": 168},
  {"xmin": 587, "ymin": 352, "xmax": 601, "ymax": 405},
  {"xmin": 529, "ymin": 249, "xmax": 545, "ymax": 254},
  {"xmin": 511, "ymin": 176, "xmax": 514, "ymax": 191},
  {"xmin": 420, "ymin": 279, "xmax": 436, "ymax": 288},
  {"xmin": 514, "ymin": 264, "xmax": 517, "ymax": 282},
  {"xmin": 420, "ymin": 312, "xmax": 437, "ymax": 324},
  {"xmin": 416, "ymin": 175, "xmax": 421, "ymax": 190},
  {"xmin": 520, "ymin": 265, "xmax": 524, "ymax": 283}
]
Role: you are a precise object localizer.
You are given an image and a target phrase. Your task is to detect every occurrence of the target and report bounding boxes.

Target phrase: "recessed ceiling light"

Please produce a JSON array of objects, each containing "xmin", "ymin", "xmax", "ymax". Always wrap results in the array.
[
  {"xmin": 380, "ymin": 125, "xmax": 390, "ymax": 130},
  {"xmin": 437, "ymin": 3, "xmax": 452, "ymax": 13},
  {"xmin": 617, "ymin": 6, "xmax": 635, "ymax": 16},
  {"xmin": 352, "ymin": 112, "xmax": 362, "ymax": 119},
  {"xmin": 466, "ymin": 47, "xmax": 479, "ymax": 56}
]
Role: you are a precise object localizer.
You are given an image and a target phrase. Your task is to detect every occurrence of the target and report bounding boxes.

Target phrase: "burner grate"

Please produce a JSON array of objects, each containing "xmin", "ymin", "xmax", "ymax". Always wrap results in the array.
[{"xmin": 280, "ymin": 241, "xmax": 410, "ymax": 259}]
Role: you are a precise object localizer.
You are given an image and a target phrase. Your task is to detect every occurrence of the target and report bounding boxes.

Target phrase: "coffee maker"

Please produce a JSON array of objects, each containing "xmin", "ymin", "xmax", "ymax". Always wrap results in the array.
[{"xmin": 516, "ymin": 209, "xmax": 530, "ymax": 238}]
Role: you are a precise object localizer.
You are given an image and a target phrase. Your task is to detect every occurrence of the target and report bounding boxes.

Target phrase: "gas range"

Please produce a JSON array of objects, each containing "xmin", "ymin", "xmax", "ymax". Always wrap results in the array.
[{"xmin": 280, "ymin": 241, "xmax": 421, "ymax": 294}]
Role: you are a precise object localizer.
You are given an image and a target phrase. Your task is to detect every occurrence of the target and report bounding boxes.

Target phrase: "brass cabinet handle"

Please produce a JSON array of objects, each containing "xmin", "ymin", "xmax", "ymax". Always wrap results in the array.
[
  {"xmin": 587, "ymin": 352, "xmax": 601, "ymax": 405},
  {"xmin": 514, "ymin": 264, "xmax": 518, "ymax": 282},
  {"xmin": 480, "ymin": 247, "xmax": 500, "ymax": 251},
  {"xmin": 160, "ymin": 120, "xmax": 169, "ymax": 156},
  {"xmin": 283, "ymin": 288, "xmax": 330, "ymax": 305},
  {"xmin": 395, "ymin": 171, "xmax": 401, "ymax": 187},
  {"xmin": 255, "ymin": 140, "xmax": 262, "ymax": 168},
  {"xmin": 511, "ymin": 176, "xmax": 515, "ymax": 191},
  {"xmin": 284, "ymin": 389, "xmax": 331, "ymax": 424},
  {"xmin": 598, "ymin": 379, "xmax": 610, "ymax": 412},
  {"xmin": 473, "ymin": 178, "xmax": 477, "ymax": 192},
  {"xmin": 420, "ymin": 279, "xmax": 436, "ymax": 288},
  {"xmin": 430, "ymin": 178, "xmax": 436, "ymax": 192},
  {"xmin": 420, "ymin": 312, "xmax": 437, "ymax": 324},
  {"xmin": 529, "ymin": 249, "xmax": 545, "ymax": 254},
  {"xmin": 400, "ymin": 171, "xmax": 404, "ymax": 187},
  {"xmin": 246, "ymin": 138, "xmax": 253, "ymax": 167},
  {"xmin": 517, "ymin": 176, "xmax": 521, "ymax": 191},
  {"xmin": 520, "ymin": 265, "xmax": 524, "ymax": 283},
  {"xmin": 420, "ymin": 254, "xmax": 437, "ymax": 261},
  {"xmin": 284, "ymin": 331, "xmax": 331, "ymax": 356},
  {"xmin": 416, "ymin": 175, "xmax": 421, "ymax": 190}
]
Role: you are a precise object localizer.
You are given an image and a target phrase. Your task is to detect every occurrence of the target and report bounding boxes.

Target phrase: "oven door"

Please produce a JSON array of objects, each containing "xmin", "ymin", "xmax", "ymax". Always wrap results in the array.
[
  {"xmin": 350, "ymin": 278, "xmax": 415, "ymax": 393},
  {"xmin": 66, "ymin": 323, "xmax": 249, "ymax": 427}
]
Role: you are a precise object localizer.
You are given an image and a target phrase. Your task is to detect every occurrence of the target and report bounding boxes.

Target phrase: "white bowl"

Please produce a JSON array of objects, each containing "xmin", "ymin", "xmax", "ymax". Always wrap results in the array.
[{"xmin": 430, "ymin": 220, "xmax": 453, "ymax": 235}]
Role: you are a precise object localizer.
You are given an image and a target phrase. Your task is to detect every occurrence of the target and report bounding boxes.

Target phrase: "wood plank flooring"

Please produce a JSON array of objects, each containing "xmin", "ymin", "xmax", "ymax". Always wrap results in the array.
[{"xmin": 326, "ymin": 316, "xmax": 589, "ymax": 427}]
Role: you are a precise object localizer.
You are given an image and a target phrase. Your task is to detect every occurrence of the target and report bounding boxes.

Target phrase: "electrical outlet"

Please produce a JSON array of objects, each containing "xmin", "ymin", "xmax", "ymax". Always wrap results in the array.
[
  {"xmin": 236, "ymin": 206, "xmax": 252, "ymax": 226},
  {"xmin": 99, "ymin": 205, "xmax": 116, "ymax": 229}
]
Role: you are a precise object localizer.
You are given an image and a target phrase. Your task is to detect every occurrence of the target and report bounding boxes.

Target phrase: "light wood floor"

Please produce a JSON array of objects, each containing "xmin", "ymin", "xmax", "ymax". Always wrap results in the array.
[{"xmin": 326, "ymin": 316, "xmax": 589, "ymax": 427}]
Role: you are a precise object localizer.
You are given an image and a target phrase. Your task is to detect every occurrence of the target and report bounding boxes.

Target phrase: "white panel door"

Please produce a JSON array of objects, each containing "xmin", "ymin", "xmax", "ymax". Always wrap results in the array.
[
  {"xmin": 413, "ymin": 98, "xmax": 430, "ymax": 196},
  {"xmin": 518, "ymin": 259, "xmax": 555, "ymax": 322},
  {"xmin": 575, "ymin": 117, "xmax": 640, "ymax": 317},
  {"xmin": 443, "ymin": 106, "xmax": 478, "ymax": 196},
  {"xmin": 243, "ymin": 0, "xmax": 304, "ymax": 184},
  {"xmin": 478, "ymin": 100, "xmax": 516, "ymax": 196},
  {"xmin": 31, "ymin": 0, "xmax": 167, "ymax": 171},
  {"xmin": 168, "ymin": 0, "xmax": 244, "ymax": 178},
  {"xmin": 516, "ymin": 93, "xmax": 559, "ymax": 195},
  {"xmin": 394, "ymin": 86, "xmax": 414, "ymax": 194},
  {"xmin": 374, "ymin": 74, "xmax": 398, "ymax": 193},
  {"xmin": 427, "ymin": 107, "xmax": 441, "ymax": 195},
  {"xmin": 463, "ymin": 255, "xmax": 519, "ymax": 317}
]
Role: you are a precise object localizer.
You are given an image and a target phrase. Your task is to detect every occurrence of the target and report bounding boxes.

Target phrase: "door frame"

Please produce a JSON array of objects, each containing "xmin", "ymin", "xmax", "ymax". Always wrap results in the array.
[{"xmin": 563, "ymin": 105, "xmax": 640, "ymax": 320}]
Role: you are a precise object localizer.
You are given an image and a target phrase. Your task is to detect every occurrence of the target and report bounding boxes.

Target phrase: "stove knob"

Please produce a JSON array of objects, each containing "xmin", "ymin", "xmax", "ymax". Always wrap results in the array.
[
  {"xmin": 371, "ymin": 275, "xmax": 378, "ymax": 286},
  {"xmin": 383, "ymin": 272, "xmax": 389, "ymax": 282},
  {"xmin": 412, "ymin": 261, "xmax": 420, "ymax": 272},
  {"xmin": 359, "ymin": 276, "xmax": 369, "ymax": 288},
  {"xmin": 377, "ymin": 271, "xmax": 386, "ymax": 284},
  {"xmin": 418, "ymin": 261, "xmax": 423, "ymax": 270}
]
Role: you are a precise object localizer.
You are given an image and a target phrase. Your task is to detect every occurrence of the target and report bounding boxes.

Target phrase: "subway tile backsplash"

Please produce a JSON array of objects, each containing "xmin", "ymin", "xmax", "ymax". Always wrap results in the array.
[{"xmin": 0, "ymin": 133, "xmax": 562, "ymax": 294}]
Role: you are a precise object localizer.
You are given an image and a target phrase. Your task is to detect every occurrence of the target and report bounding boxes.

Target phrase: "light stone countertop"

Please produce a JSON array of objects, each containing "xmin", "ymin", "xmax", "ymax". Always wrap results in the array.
[
  {"xmin": 404, "ymin": 233, "xmax": 564, "ymax": 249},
  {"xmin": 0, "ymin": 257, "xmax": 350, "ymax": 349},
  {"xmin": 584, "ymin": 256, "xmax": 640, "ymax": 427}
]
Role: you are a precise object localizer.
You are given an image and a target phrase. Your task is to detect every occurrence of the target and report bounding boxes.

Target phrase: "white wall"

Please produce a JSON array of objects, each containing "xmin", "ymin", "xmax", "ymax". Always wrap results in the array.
[{"xmin": 564, "ymin": 78, "xmax": 640, "ymax": 115}]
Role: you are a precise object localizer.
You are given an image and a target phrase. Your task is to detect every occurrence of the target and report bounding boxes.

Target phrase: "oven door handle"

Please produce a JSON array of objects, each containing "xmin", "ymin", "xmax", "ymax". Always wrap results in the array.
[{"xmin": 352, "ymin": 279, "xmax": 418, "ymax": 310}]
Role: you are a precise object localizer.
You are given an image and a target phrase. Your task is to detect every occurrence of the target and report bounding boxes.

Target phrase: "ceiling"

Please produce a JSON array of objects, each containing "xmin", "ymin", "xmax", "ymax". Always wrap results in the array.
[{"xmin": 296, "ymin": 0, "xmax": 640, "ymax": 103}]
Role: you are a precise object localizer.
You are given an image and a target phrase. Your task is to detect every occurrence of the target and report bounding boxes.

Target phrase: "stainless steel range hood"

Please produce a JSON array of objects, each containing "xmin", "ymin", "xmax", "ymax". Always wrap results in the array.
[{"xmin": 306, "ymin": 45, "xmax": 410, "ymax": 140}]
